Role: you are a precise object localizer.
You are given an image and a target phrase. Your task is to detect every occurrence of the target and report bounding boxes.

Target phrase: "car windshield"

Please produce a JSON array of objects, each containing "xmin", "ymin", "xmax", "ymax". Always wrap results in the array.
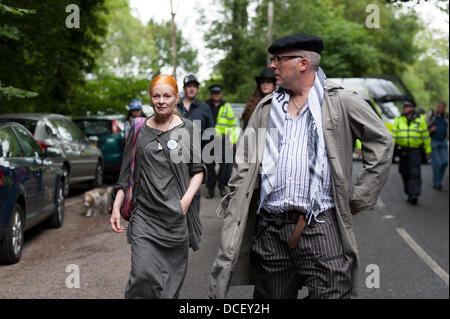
[
  {"xmin": 379, "ymin": 102, "xmax": 401, "ymax": 119},
  {"xmin": 73, "ymin": 119, "xmax": 112, "ymax": 136}
]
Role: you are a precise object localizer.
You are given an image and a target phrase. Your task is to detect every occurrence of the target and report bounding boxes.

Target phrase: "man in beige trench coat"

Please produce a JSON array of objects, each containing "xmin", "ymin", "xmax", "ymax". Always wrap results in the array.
[{"xmin": 209, "ymin": 34, "xmax": 394, "ymax": 299}]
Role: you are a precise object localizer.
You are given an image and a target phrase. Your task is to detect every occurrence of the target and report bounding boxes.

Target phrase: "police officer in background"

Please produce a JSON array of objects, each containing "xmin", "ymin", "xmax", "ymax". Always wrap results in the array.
[
  {"xmin": 392, "ymin": 101, "xmax": 431, "ymax": 205},
  {"xmin": 176, "ymin": 74, "xmax": 214, "ymax": 201},
  {"xmin": 205, "ymin": 84, "xmax": 237, "ymax": 198},
  {"xmin": 177, "ymin": 75, "xmax": 214, "ymax": 135}
]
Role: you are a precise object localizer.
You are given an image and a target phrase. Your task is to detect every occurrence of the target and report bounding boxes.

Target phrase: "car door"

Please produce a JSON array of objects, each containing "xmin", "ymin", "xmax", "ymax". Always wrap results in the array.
[
  {"xmin": 63, "ymin": 118, "xmax": 98, "ymax": 178},
  {"xmin": 12, "ymin": 125, "xmax": 51, "ymax": 220},
  {"xmin": 0, "ymin": 127, "xmax": 26, "ymax": 224},
  {"xmin": 14, "ymin": 124, "xmax": 58, "ymax": 216},
  {"xmin": 49, "ymin": 118, "xmax": 84, "ymax": 180}
]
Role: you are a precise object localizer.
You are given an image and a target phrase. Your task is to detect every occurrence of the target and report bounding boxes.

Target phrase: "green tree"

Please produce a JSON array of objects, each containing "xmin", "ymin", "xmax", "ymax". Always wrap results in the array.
[
  {"xmin": 0, "ymin": 1, "xmax": 37, "ymax": 102},
  {"xmin": 68, "ymin": 0, "xmax": 200, "ymax": 116},
  {"xmin": 0, "ymin": 0, "xmax": 108, "ymax": 114}
]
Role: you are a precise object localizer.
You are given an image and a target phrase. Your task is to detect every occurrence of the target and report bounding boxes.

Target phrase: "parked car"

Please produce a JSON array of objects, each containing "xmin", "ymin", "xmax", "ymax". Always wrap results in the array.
[
  {"xmin": 72, "ymin": 115, "xmax": 126, "ymax": 179},
  {"xmin": 0, "ymin": 114, "xmax": 103, "ymax": 196},
  {"xmin": 0, "ymin": 122, "xmax": 64, "ymax": 264}
]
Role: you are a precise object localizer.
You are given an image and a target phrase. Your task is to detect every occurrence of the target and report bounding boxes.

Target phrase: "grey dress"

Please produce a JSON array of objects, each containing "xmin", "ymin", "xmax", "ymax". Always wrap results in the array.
[{"xmin": 113, "ymin": 116, "xmax": 206, "ymax": 299}]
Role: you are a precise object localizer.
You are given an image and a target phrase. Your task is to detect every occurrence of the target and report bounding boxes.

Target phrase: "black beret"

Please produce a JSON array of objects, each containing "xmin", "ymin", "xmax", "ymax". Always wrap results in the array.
[
  {"xmin": 209, "ymin": 84, "xmax": 223, "ymax": 93},
  {"xmin": 268, "ymin": 33, "xmax": 324, "ymax": 54}
]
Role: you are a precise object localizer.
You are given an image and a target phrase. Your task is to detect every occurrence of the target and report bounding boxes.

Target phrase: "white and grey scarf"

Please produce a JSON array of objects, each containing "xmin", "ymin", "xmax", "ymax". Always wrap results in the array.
[{"xmin": 260, "ymin": 67, "xmax": 328, "ymax": 224}]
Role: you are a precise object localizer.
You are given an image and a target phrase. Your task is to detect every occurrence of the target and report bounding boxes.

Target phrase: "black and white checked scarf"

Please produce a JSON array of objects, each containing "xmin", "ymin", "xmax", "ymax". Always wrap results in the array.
[{"xmin": 260, "ymin": 67, "xmax": 328, "ymax": 224}]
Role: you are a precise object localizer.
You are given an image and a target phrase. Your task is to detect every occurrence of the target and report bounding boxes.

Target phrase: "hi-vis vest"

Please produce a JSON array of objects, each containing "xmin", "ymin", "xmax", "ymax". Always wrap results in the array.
[
  {"xmin": 392, "ymin": 113, "xmax": 431, "ymax": 154},
  {"xmin": 215, "ymin": 102, "xmax": 237, "ymax": 144}
]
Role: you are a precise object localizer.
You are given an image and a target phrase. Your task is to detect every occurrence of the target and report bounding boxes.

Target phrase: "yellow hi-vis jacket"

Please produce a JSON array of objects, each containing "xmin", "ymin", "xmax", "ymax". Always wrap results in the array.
[
  {"xmin": 391, "ymin": 113, "xmax": 431, "ymax": 154},
  {"xmin": 215, "ymin": 102, "xmax": 237, "ymax": 144}
]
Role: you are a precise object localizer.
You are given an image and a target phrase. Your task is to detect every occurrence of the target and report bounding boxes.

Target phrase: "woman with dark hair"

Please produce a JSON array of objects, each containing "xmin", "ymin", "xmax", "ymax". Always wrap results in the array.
[
  {"xmin": 242, "ymin": 67, "xmax": 276, "ymax": 129},
  {"xmin": 111, "ymin": 75, "xmax": 205, "ymax": 299}
]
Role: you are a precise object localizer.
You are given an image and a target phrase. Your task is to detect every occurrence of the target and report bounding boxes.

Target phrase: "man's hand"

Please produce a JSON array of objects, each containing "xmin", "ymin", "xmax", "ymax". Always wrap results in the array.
[{"xmin": 426, "ymin": 153, "xmax": 431, "ymax": 161}]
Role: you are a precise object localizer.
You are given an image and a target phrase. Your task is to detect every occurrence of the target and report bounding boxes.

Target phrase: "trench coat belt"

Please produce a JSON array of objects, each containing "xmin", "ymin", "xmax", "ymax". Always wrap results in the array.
[{"xmin": 259, "ymin": 209, "xmax": 307, "ymax": 249}]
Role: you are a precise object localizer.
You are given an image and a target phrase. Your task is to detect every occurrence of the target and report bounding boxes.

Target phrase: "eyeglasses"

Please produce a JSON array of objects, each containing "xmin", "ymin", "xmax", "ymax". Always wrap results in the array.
[{"xmin": 269, "ymin": 55, "xmax": 303, "ymax": 65}]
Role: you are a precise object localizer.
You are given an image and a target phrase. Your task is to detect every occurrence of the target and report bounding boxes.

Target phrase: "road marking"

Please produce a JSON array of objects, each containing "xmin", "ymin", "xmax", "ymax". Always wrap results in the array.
[
  {"xmin": 376, "ymin": 198, "xmax": 386, "ymax": 209},
  {"xmin": 396, "ymin": 228, "xmax": 449, "ymax": 286},
  {"xmin": 382, "ymin": 215, "xmax": 394, "ymax": 219}
]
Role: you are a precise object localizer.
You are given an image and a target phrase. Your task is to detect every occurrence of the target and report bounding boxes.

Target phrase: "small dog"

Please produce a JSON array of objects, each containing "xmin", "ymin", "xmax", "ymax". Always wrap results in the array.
[{"xmin": 82, "ymin": 186, "xmax": 113, "ymax": 217}]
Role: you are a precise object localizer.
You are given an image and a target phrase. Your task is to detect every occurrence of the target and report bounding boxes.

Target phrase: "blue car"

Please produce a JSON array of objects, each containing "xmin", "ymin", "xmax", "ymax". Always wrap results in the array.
[{"xmin": 0, "ymin": 122, "xmax": 64, "ymax": 264}]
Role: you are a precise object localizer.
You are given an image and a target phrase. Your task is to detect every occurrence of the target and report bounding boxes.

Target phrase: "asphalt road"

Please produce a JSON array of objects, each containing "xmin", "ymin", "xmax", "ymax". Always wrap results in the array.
[{"xmin": 0, "ymin": 162, "xmax": 448, "ymax": 299}]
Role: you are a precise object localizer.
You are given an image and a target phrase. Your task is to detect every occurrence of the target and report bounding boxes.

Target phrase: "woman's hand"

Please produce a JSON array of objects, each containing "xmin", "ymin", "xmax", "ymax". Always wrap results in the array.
[
  {"xmin": 180, "ymin": 172, "xmax": 204, "ymax": 216},
  {"xmin": 180, "ymin": 195, "xmax": 192, "ymax": 216},
  {"xmin": 110, "ymin": 189, "xmax": 126, "ymax": 233}
]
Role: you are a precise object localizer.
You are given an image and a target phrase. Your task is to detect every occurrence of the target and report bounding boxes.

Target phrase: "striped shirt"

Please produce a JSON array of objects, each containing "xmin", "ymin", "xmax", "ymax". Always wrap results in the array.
[{"xmin": 261, "ymin": 102, "xmax": 335, "ymax": 215}]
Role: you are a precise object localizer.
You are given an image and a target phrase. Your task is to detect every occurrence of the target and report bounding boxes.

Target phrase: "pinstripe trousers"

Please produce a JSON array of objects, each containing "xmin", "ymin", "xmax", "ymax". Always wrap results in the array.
[{"xmin": 250, "ymin": 209, "xmax": 352, "ymax": 299}]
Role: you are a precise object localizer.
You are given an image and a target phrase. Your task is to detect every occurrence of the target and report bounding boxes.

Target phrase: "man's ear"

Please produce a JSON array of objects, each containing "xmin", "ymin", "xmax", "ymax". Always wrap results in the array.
[{"xmin": 297, "ymin": 58, "xmax": 308, "ymax": 72}]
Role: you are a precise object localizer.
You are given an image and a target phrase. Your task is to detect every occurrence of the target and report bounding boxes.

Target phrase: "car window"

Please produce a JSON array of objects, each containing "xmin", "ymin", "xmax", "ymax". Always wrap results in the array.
[
  {"xmin": 5, "ymin": 119, "xmax": 38, "ymax": 135},
  {"xmin": 44, "ymin": 122, "xmax": 59, "ymax": 138},
  {"xmin": 64, "ymin": 119, "xmax": 87, "ymax": 142},
  {"xmin": 13, "ymin": 125, "xmax": 43, "ymax": 157},
  {"xmin": 50, "ymin": 118, "xmax": 73, "ymax": 141},
  {"xmin": 73, "ymin": 119, "xmax": 111, "ymax": 136},
  {"xmin": 0, "ymin": 127, "xmax": 23, "ymax": 157}
]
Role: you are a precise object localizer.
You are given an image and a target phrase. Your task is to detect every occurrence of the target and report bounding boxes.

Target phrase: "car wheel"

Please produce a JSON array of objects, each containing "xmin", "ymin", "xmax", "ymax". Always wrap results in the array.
[
  {"xmin": 91, "ymin": 161, "xmax": 103, "ymax": 188},
  {"xmin": 0, "ymin": 204, "xmax": 24, "ymax": 265},
  {"xmin": 62, "ymin": 165, "xmax": 70, "ymax": 197},
  {"xmin": 47, "ymin": 179, "xmax": 65, "ymax": 228}
]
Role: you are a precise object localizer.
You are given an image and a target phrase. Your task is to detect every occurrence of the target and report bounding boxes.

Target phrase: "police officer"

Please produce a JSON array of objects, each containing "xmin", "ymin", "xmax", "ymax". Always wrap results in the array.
[
  {"xmin": 392, "ymin": 101, "xmax": 431, "ymax": 204},
  {"xmin": 176, "ymin": 74, "xmax": 214, "ymax": 202},
  {"xmin": 205, "ymin": 84, "xmax": 237, "ymax": 198},
  {"xmin": 177, "ymin": 75, "xmax": 214, "ymax": 135}
]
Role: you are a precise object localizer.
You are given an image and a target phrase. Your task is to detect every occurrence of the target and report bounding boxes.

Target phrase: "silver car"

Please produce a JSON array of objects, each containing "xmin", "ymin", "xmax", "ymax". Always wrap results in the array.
[{"xmin": 0, "ymin": 114, "xmax": 103, "ymax": 196}]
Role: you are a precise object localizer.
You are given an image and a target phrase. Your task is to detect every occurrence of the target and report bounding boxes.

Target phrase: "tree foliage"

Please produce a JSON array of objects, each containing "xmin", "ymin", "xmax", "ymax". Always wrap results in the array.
[
  {"xmin": 0, "ymin": 0, "xmax": 108, "ymax": 114},
  {"xmin": 201, "ymin": 0, "xmax": 447, "ymax": 108}
]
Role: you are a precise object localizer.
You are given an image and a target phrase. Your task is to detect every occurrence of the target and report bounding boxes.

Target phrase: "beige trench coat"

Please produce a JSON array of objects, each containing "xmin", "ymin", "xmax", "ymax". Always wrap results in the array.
[{"xmin": 208, "ymin": 81, "xmax": 394, "ymax": 298}]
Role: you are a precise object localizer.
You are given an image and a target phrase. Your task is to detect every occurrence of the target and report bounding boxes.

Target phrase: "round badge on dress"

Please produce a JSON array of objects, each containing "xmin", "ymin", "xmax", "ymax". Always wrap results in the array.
[{"xmin": 167, "ymin": 139, "xmax": 177, "ymax": 150}]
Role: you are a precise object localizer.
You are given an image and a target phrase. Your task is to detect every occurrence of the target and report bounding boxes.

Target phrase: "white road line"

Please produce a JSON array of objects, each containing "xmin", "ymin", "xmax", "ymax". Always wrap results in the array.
[
  {"xmin": 396, "ymin": 228, "xmax": 449, "ymax": 286},
  {"xmin": 376, "ymin": 198, "xmax": 386, "ymax": 209}
]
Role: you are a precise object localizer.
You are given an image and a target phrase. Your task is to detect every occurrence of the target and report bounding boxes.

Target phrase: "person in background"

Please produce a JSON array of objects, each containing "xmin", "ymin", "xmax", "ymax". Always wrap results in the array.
[
  {"xmin": 242, "ymin": 67, "xmax": 276, "ymax": 130},
  {"xmin": 176, "ymin": 74, "xmax": 214, "ymax": 202},
  {"xmin": 124, "ymin": 99, "xmax": 147, "ymax": 141},
  {"xmin": 392, "ymin": 101, "xmax": 431, "ymax": 204},
  {"xmin": 428, "ymin": 101, "xmax": 448, "ymax": 190},
  {"xmin": 205, "ymin": 84, "xmax": 237, "ymax": 198},
  {"xmin": 111, "ymin": 75, "xmax": 206, "ymax": 299}
]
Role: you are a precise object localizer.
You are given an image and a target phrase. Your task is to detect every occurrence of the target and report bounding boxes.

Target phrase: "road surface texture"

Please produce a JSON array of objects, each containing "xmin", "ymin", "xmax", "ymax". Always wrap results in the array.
[{"xmin": 0, "ymin": 162, "xmax": 448, "ymax": 299}]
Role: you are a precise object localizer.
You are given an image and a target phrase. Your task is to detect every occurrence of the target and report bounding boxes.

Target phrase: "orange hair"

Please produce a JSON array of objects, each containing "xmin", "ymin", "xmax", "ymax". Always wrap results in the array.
[{"xmin": 149, "ymin": 74, "xmax": 179, "ymax": 96}]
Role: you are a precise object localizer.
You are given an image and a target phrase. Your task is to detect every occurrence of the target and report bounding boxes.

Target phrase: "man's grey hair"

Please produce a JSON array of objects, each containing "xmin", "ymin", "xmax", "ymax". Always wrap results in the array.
[{"xmin": 297, "ymin": 50, "xmax": 321, "ymax": 71}]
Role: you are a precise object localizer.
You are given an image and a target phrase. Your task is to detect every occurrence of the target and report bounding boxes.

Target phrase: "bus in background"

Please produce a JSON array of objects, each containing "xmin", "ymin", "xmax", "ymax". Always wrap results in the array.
[{"xmin": 329, "ymin": 75, "xmax": 416, "ymax": 161}]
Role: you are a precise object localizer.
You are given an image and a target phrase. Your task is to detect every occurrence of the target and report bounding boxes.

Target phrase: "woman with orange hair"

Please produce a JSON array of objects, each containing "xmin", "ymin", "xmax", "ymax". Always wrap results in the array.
[{"xmin": 111, "ymin": 75, "xmax": 206, "ymax": 299}]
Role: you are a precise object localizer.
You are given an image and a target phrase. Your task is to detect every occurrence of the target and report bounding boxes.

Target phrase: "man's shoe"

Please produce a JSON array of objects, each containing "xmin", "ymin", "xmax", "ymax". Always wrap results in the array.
[
  {"xmin": 206, "ymin": 189, "xmax": 215, "ymax": 199},
  {"xmin": 410, "ymin": 195, "xmax": 418, "ymax": 205},
  {"xmin": 433, "ymin": 184, "xmax": 442, "ymax": 190}
]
